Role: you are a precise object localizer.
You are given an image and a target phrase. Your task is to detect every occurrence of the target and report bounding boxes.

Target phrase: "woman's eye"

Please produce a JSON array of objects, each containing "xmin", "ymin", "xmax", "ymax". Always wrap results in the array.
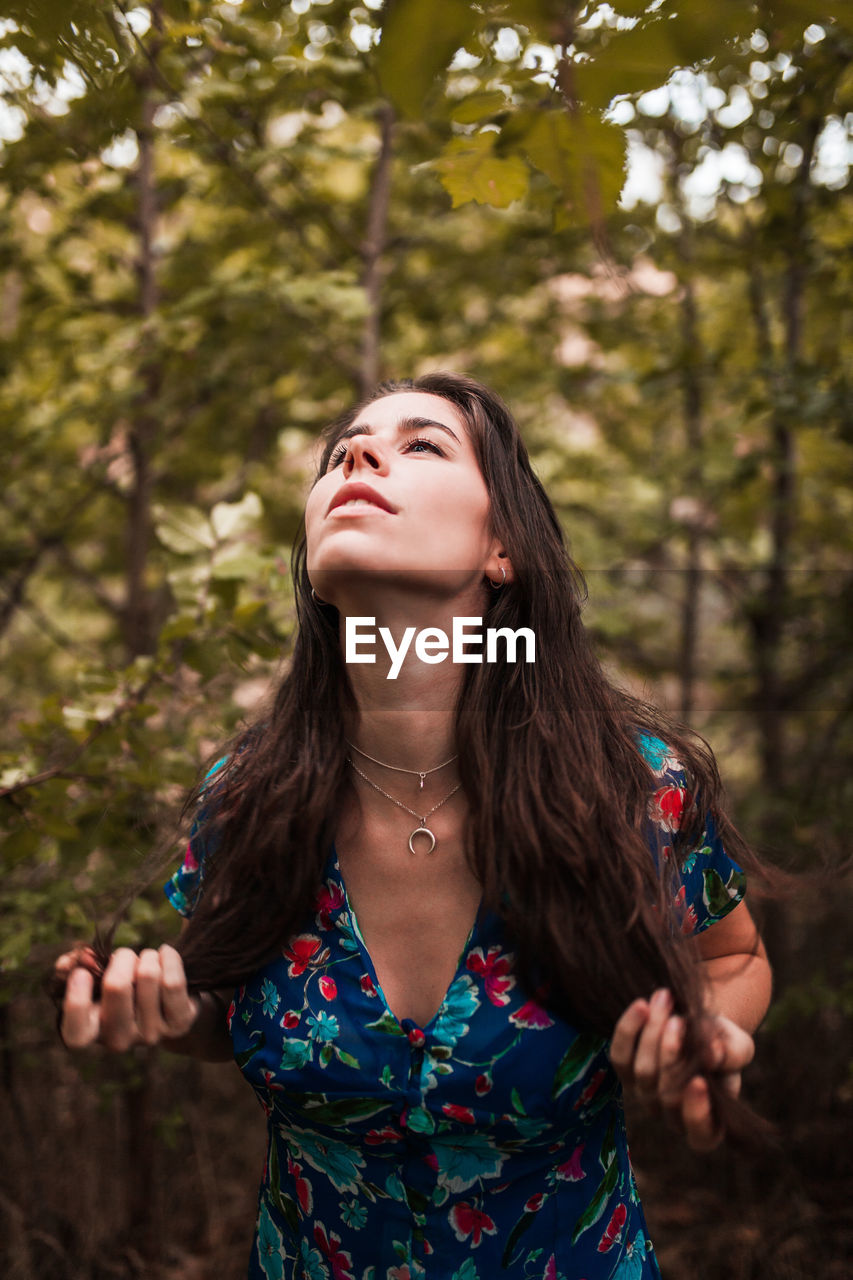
[
  {"xmin": 326, "ymin": 436, "xmax": 443, "ymax": 470},
  {"xmin": 405, "ymin": 437, "xmax": 443, "ymax": 456}
]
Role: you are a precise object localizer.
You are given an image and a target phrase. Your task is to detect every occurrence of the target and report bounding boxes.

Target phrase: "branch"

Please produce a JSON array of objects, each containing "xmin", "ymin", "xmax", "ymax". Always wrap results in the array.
[
  {"xmin": 0, "ymin": 669, "xmax": 161, "ymax": 802},
  {"xmin": 359, "ymin": 103, "xmax": 395, "ymax": 396},
  {"xmin": 111, "ymin": 2, "xmax": 360, "ymax": 258}
]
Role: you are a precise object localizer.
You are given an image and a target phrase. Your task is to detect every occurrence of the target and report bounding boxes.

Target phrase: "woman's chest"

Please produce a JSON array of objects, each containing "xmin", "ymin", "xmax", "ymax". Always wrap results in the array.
[{"xmin": 227, "ymin": 853, "xmax": 618, "ymax": 1148}]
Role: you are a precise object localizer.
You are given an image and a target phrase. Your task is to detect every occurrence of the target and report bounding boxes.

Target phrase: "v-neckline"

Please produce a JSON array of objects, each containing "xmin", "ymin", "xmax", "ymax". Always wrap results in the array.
[{"xmin": 329, "ymin": 846, "xmax": 482, "ymax": 1034}]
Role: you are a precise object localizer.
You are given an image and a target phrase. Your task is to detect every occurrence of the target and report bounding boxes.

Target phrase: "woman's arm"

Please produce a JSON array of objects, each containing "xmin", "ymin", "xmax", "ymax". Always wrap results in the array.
[
  {"xmin": 56, "ymin": 943, "xmax": 233, "ymax": 1063},
  {"xmin": 609, "ymin": 901, "xmax": 772, "ymax": 1150},
  {"xmin": 695, "ymin": 900, "xmax": 772, "ymax": 1032}
]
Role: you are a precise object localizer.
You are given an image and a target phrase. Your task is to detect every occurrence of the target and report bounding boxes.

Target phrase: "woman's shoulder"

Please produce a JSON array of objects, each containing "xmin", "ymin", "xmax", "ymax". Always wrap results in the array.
[{"xmin": 633, "ymin": 730, "xmax": 706, "ymax": 845}]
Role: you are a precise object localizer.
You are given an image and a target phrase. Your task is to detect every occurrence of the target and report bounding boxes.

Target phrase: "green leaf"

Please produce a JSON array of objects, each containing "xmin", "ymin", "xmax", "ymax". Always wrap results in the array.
[
  {"xmin": 450, "ymin": 91, "xmax": 509, "ymax": 125},
  {"xmin": 432, "ymin": 133, "xmax": 529, "ymax": 209},
  {"xmin": 377, "ymin": 0, "xmax": 480, "ymax": 119},
  {"xmin": 522, "ymin": 109, "xmax": 626, "ymax": 225},
  {"xmin": 574, "ymin": 17, "xmax": 682, "ymax": 110},
  {"xmin": 703, "ymin": 867, "xmax": 746, "ymax": 917},
  {"xmin": 290, "ymin": 1094, "xmax": 391, "ymax": 1127},
  {"xmin": 153, "ymin": 502, "xmax": 216, "ymax": 555},
  {"xmin": 552, "ymin": 1032, "xmax": 604, "ymax": 1099},
  {"xmin": 366, "ymin": 1011, "xmax": 407, "ymax": 1036},
  {"xmin": 571, "ymin": 1158, "xmax": 620, "ymax": 1244},
  {"xmin": 235, "ymin": 1031, "xmax": 267, "ymax": 1070},
  {"xmin": 501, "ymin": 1210, "xmax": 536, "ymax": 1268},
  {"xmin": 210, "ymin": 491, "xmax": 262, "ymax": 541}
]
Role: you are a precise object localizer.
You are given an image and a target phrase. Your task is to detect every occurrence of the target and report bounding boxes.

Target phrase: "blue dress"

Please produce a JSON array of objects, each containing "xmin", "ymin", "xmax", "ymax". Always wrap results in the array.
[{"xmin": 165, "ymin": 734, "xmax": 746, "ymax": 1280}]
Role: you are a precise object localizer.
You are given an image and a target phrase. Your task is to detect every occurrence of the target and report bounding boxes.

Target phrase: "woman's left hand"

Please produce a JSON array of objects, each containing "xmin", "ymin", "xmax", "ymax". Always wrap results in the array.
[{"xmin": 609, "ymin": 988, "xmax": 755, "ymax": 1151}]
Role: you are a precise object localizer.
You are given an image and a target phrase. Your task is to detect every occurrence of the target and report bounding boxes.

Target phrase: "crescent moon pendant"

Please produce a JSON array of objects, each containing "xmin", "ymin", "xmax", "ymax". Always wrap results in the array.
[{"xmin": 408, "ymin": 826, "xmax": 436, "ymax": 855}]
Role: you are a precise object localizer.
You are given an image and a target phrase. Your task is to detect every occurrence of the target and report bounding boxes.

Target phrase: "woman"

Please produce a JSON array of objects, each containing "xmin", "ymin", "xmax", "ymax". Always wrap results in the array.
[{"xmin": 57, "ymin": 372, "xmax": 772, "ymax": 1279}]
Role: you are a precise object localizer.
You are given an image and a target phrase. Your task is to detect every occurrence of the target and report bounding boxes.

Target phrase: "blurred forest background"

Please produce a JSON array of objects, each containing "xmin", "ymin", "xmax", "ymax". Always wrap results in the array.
[{"xmin": 1, "ymin": 1, "xmax": 852, "ymax": 1276}]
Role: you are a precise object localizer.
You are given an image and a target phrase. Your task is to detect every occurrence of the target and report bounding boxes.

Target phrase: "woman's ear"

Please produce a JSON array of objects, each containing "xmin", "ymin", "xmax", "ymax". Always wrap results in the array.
[{"xmin": 484, "ymin": 550, "xmax": 512, "ymax": 588}]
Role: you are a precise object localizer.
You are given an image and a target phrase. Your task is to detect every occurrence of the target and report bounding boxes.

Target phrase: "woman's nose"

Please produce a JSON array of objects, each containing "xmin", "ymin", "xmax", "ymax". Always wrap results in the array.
[{"xmin": 342, "ymin": 435, "xmax": 389, "ymax": 475}]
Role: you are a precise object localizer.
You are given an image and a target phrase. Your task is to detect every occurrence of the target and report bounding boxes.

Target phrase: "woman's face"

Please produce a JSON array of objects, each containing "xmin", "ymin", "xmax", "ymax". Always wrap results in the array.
[{"xmin": 305, "ymin": 391, "xmax": 500, "ymax": 604}]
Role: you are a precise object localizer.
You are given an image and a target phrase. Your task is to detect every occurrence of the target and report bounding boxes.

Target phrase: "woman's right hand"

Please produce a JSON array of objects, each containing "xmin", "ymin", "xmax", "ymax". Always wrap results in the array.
[{"xmin": 56, "ymin": 944, "xmax": 200, "ymax": 1051}]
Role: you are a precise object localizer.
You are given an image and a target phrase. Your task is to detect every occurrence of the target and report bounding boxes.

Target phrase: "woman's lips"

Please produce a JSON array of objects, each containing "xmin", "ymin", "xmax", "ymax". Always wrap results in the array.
[{"xmin": 327, "ymin": 483, "xmax": 397, "ymax": 515}]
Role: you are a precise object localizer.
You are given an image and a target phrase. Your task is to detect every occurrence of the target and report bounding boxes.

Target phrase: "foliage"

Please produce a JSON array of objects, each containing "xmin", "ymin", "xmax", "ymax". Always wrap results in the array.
[{"xmin": 0, "ymin": 1, "xmax": 852, "ymax": 1272}]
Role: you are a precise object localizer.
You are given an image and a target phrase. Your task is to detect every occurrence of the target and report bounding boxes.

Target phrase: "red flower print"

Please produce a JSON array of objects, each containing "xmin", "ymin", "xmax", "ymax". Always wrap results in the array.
[
  {"xmin": 442, "ymin": 1103, "xmax": 475, "ymax": 1124},
  {"xmin": 319, "ymin": 976, "xmax": 337, "ymax": 1001},
  {"xmin": 314, "ymin": 880, "xmax": 345, "ymax": 930},
  {"xmin": 365, "ymin": 1124, "xmax": 403, "ymax": 1145},
  {"xmin": 649, "ymin": 785, "xmax": 688, "ymax": 833},
  {"xmin": 597, "ymin": 1203, "xmax": 628, "ymax": 1252},
  {"xmin": 674, "ymin": 885, "xmax": 698, "ymax": 934},
  {"xmin": 182, "ymin": 840, "xmax": 198, "ymax": 871},
  {"xmin": 226, "ymin": 1000, "xmax": 236, "ymax": 1027},
  {"xmin": 475, "ymin": 1073, "xmax": 492, "ymax": 1096},
  {"xmin": 449, "ymin": 1202, "xmax": 498, "ymax": 1248},
  {"xmin": 524, "ymin": 1192, "xmax": 546, "ymax": 1213},
  {"xmin": 574, "ymin": 1068, "xmax": 607, "ymax": 1110},
  {"xmin": 509, "ymin": 999, "xmax": 554, "ymax": 1030},
  {"xmin": 466, "ymin": 945, "xmax": 516, "ymax": 1006},
  {"xmin": 406, "ymin": 1026, "xmax": 425, "ymax": 1048},
  {"xmin": 283, "ymin": 934, "xmax": 328, "ymax": 977},
  {"xmin": 544, "ymin": 1258, "xmax": 557, "ymax": 1280},
  {"xmin": 359, "ymin": 973, "xmax": 377, "ymax": 997},
  {"xmin": 286, "ymin": 1151, "xmax": 313, "ymax": 1215},
  {"xmin": 555, "ymin": 1143, "xmax": 586, "ymax": 1182},
  {"xmin": 281, "ymin": 1010, "xmax": 300, "ymax": 1029},
  {"xmin": 313, "ymin": 1224, "xmax": 354, "ymax": 1279}
]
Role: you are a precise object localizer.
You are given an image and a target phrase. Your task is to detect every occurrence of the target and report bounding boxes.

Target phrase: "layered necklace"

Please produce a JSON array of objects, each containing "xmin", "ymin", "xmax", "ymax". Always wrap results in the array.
[{"xmin": 346, "ymin": 741, "xmax": 460, "ymax": 855}]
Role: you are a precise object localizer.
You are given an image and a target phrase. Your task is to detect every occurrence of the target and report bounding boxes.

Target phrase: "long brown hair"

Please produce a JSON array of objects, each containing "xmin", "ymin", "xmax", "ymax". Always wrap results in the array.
[{"xmin": 69, "ymin": 372, "xmax": 768, "ymax": 1144}]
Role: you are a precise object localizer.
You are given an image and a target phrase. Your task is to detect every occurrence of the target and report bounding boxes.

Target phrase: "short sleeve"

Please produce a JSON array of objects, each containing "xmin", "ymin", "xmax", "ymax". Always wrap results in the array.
[
  {"xmin": 163, "ymin": 757, "xmax": 228, "ymax": 919},
  {"xmin": 164, "ymin": 825, "xmax": 205, "ymax": 919},
  {"xmin": 636, "ymin": 732, "xmax": 747, "ymax": 937}
]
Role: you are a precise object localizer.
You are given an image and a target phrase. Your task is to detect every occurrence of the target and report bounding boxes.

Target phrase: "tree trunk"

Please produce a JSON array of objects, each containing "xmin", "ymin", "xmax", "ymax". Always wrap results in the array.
[{"xmin": 359, "ymin": 104, "xmax": 395, "ymax": 396}]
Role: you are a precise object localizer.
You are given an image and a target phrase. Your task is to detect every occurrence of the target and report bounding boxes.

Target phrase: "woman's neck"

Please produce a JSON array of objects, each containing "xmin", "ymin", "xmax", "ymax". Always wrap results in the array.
[{"xmin": 337, "ymin": 581, "xmax": 486, "ymax": 769}]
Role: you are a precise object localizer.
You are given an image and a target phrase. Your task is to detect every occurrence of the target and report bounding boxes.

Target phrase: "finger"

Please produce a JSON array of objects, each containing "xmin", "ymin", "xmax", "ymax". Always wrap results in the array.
[
  {"xmin": 135, "ymin": 949, "xmax": 166, "ymax": 1045},
  {"xmin": 158, "ymin": 945, "xmax": 197, "ymax": 1037},
  {"xmin": 658, "ymin": 1015, "xmax": 686, "ymax": 1109},
  {"xmin": 55, "ymin": 945, "xmax": 96, "ymax": 977},
  {"xmin": 633, "ymin": 988, "xmax": 673, "ymax": 1095},
  {"xmin": 609, "ymin": 999, "xmax": 650, "ymax": 1083},
  {"xmin": 61, "ymin": 965, "xmax": 101, "ymax": 1049},
  {"xmin": 682, "ymin": 1076, "xmax": 723, "ymax": 1152},
  {"xmin": 703, "ymin": 1016, "xmax": 755, "ymax": 1074},
  {"xmin": 720, "ymin": 1071, "xmax": 742, "ymax": 1100},
  {"xmin": 99, "ymin": 949, "xmax": 141, "ymax": 1051}
]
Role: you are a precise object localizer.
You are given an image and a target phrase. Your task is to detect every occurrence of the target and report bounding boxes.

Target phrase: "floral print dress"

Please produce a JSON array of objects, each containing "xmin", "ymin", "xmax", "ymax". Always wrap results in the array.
[{"xmin": 165, "ymin": 735, "xmax": 746, "ymax": 1280}]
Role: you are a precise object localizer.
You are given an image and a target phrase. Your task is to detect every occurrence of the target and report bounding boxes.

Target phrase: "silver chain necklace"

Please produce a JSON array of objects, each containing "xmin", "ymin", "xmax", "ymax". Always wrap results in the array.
[
  {"xmin": 346, "ymin": 756, "xmax": 461, "ymax": 855},
  {"xmin": 346, "ymin": 740, "xmax": 458, "ymax": 791}
]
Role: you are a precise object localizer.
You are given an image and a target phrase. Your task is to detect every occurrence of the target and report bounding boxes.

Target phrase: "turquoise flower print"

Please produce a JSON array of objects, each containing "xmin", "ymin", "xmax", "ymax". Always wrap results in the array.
[
  {"xmin": 434, "ymin": 1133, "xmax": 507, "ymax": 1193},
  {"xmin": 298, "ymin": 1237, "xmax": 328, "ymax": 1280},
  {"xmin": 256, "ymin": 1201, "xmax": 284, "ymax": 1280},
  {"xmin": 451, "ymin": 1261, "xmax": 480, "ymax": 1280},
  {"xmin": 340, "ymin": 1197, "xmax": 367, "ymax": 1229},
  {"xmin": 635, "ymin": 732, "xmax": 669, "ymax": 770},
  {"xmin": 385, "ymin": 1170, "xmax": 408, "ymax": 1203},
  {"xmin": 286, "ymin": 1125, "xmax": 366, "ymax": 1195},
  {"xmin": 433, "ymin": 975, "xmax": 480, "ymax": 1048},
  {"xmin": 261, "ymin": 979, "xmax": 281, "ymax": 1019},
  {"xmin": 280, "ymin": 1039, "xmax": 312, "ymax": 1071},
  {"xmin": 610, "ymin": 1231, "xmax": 648, "ymax": 1279},
  {"xmin": 307, "ymin": 1010, "xmax": 340, "ymax": 1043}
]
